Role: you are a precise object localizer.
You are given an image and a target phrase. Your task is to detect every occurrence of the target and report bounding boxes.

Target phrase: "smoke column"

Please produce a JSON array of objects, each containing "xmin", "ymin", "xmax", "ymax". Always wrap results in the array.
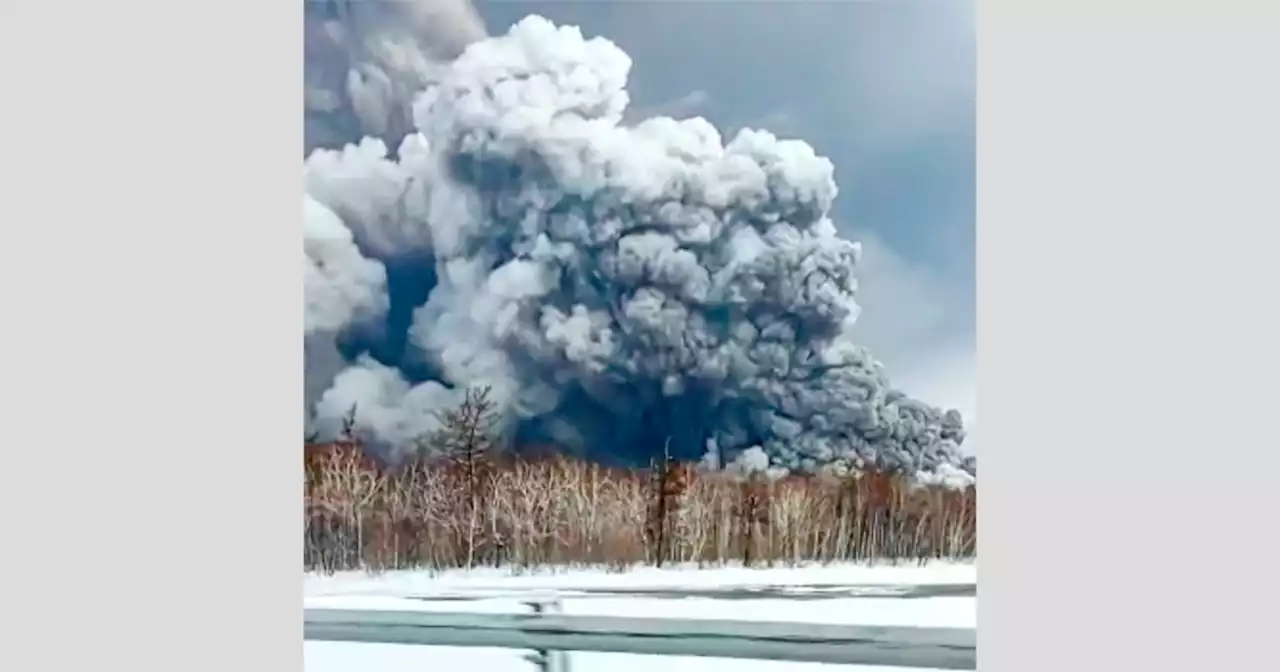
[{"xmin": 303, "ymin": 12, "xmax": 975, "ymax": 484}]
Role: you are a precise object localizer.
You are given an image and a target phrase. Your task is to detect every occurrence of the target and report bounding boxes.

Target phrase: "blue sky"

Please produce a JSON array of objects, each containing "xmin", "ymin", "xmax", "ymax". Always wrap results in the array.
[{"xmin": 473, "ymin": 1, "xmax": 977, "ymax": 444}]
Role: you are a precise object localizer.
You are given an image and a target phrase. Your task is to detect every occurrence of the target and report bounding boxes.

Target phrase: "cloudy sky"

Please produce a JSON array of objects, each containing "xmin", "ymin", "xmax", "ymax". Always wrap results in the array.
[{"xmin": 468, "ymin": 1, "xmax": 976, "ymax": 447}]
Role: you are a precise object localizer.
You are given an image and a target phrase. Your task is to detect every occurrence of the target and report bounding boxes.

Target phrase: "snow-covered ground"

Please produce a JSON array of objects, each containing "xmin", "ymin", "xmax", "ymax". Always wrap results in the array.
[{"xmin": 304, "ymin": 562, "xmax": 976, "ymax": 672}]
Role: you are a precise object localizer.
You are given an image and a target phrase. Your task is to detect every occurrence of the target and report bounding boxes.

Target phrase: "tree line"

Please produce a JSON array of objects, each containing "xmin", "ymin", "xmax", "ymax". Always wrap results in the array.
[{"xmin": 304, "ymin": 387, "xmax": 977, "ymax": 574}]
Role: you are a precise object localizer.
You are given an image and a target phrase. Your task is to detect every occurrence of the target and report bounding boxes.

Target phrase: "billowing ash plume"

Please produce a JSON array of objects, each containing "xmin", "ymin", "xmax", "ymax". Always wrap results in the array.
[
  {"xmin": 303, "ymin": 15, "xmax": 975, "ymax": 483},
  {"xmin": 305, "ymin": 0, "xmax": 489, "ymax": 154}
]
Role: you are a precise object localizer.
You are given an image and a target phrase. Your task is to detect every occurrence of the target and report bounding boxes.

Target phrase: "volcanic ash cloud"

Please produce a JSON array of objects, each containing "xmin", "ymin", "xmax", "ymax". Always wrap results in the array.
[{"xmin": 303, "ymin": 15, "xmax": 974, "ymax": 484}]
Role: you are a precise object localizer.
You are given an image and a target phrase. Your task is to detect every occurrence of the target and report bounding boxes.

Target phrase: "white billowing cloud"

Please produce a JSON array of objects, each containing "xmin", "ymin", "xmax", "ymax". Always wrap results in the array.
[
  {"xmin": 312, "ymin": 356, "xmax": 459, "ymax": 449},
  {"xmin": 303, "ymin": 195, "xmax": 387, "ymax": 336}
]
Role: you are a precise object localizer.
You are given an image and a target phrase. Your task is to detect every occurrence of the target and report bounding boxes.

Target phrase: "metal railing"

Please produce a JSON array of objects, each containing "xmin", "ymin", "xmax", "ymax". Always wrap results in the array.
[{"xmin": 304, "ymin": 599, "xmax": 977, "ymax": 670}]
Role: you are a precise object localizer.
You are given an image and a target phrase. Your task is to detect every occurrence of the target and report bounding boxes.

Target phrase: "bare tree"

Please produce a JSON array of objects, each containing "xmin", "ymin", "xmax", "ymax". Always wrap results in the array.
[
  {"xmin": 734, "ymin": 472, "xmax": 770, "ymax": 567},
  {"xmin": 303, "ymin": 405, "xmax": 386, "ymax": 572},
  {"xmin": 427, "ymin": 386, "xmax": 502, "ymax": 569},
  {"xmin": 645, "ymin": 439, "xmax": 690, "ymax": 568}
]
